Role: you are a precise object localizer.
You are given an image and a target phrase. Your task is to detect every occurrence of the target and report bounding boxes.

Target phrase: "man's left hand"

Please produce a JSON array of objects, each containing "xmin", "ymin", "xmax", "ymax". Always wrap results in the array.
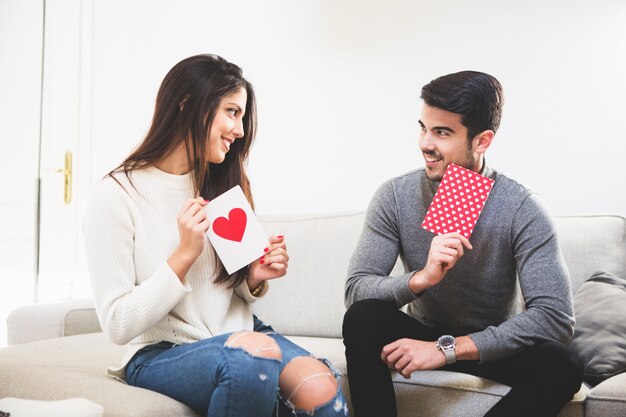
[{"xmin": 381, "ymin": 338, "xmax": 446, "ymax": 379}]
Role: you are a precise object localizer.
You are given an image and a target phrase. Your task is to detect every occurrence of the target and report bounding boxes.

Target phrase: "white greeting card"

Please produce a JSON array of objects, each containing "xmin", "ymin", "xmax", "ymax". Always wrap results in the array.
[{"xmin": 204, "ymin": 186, "xmax": 268, "ymax": 274}]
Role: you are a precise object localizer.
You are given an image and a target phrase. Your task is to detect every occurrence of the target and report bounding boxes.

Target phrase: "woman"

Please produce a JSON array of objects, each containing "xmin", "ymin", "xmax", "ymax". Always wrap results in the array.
[{"xmin": 84, "ymin": 54, "xmax": 348, "ymax": 416}]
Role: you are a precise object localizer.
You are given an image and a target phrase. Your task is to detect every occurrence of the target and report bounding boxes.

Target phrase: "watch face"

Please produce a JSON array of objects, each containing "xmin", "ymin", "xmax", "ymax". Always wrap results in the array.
[{"xmin": 438, "ymin": 335, "xmax": 455, "ymax": 349}]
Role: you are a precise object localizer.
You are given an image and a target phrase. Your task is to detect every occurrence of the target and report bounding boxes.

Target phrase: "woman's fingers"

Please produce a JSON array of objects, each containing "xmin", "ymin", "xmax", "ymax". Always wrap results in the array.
[
  {"xmin": 269, "ymin": 234, "xmax": 284, "ymax": 244},
  {"xmin": 261, "ymin": 247, "xmax": 289, "ymax": 264},
  {"xmin": 263, "ymin": 235, "xmax": 287, "ymax": 255}
]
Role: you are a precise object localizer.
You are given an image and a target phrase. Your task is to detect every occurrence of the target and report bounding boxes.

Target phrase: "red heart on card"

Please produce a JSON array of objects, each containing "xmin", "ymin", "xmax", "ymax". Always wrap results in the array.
[{"xmin": 213, "ymin": 208, "xmax": 247, "ymax": 242}]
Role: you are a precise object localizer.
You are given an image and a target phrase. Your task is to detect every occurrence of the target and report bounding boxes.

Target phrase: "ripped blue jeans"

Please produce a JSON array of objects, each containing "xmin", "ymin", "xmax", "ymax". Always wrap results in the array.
[{"xmin": 125, "ymin": 316, "xmax": 348, "ymax": 417}]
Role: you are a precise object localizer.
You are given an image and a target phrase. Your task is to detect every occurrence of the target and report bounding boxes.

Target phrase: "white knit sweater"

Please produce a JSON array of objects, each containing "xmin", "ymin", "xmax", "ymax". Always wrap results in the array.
[{"xmin": 83, "ymin": 166, "xmax": 264, "ymax": 377}]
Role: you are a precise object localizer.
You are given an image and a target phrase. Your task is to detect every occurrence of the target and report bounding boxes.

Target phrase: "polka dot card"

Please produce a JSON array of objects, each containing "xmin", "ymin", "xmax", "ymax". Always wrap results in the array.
[{"xmin": 421, "ymin": 163, "xmax": 495, "ymax": 240}]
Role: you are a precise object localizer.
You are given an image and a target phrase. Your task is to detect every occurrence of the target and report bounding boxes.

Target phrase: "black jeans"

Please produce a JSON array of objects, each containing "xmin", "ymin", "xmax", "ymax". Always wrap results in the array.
[{"xmin": 342, "ymin": 299, "xmax": 583, "ymax": 417}]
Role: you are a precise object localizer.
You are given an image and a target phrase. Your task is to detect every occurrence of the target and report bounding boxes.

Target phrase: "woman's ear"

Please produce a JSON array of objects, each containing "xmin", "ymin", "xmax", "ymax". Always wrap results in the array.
[{"xmin": 473, "ymin": 130, "xmax": 494, "ymax": 155}]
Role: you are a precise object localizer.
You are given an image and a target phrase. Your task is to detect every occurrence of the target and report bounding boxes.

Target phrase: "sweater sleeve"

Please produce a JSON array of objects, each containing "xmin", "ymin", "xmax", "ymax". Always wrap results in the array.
[
  {"xmin": 234, "ymin": 277, "xmax": 268, "ymax": 303},
  {"xmin": 83, "ymin": 179, "xmax": 191, "ymax": 345},
  {"xmin": 469, "ymin": 194, "xmax": 575, "ymax": 362},
  {"xmin": 345, "ymin": 181, "xmax": 421, "ymax": 308}
]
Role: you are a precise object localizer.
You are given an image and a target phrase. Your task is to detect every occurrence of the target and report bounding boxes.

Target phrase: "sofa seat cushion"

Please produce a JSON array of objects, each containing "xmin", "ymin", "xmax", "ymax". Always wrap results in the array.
[
  {"xmin": 286, "ymin": 335, "xmax": 588, "ymax": 417},
  {"xmin": 391, "ymin": 370, "xmax": 587, "ymax": 417},
  {"xmin": 585, "ymin": 373, "xmax": 626, "ymax": 417},
  {"xmin": 0, "ymin": 333, "xmax": 199, "ymax": 417}
]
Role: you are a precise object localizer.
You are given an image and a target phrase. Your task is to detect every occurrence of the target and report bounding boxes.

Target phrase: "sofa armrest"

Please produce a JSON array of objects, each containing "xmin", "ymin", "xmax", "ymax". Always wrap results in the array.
[{"xmin": 7, "ymin": 299, "xmax": 101, "ymax": 345}]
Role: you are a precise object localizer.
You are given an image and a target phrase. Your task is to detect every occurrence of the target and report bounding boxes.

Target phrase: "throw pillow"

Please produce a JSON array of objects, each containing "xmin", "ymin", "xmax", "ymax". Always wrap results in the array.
[{"xmin": 568, "ymin": 270, "xmax": 626, "ymax": 386}]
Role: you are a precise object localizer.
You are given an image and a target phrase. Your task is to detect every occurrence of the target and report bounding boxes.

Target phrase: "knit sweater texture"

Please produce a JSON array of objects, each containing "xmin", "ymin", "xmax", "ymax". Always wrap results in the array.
[
  {"xmin": 83, "ymin": 167, "xmax": 263, "ymax": 377},
  {"xmin": 345, "ymin": 165, "xmax": 575, "ymax": 363}
]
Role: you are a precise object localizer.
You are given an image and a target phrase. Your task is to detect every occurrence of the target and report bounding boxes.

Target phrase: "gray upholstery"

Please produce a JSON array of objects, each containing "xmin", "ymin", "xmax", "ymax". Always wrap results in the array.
[
  {"xmin": 1, "ymin": 213, "xmax": 624, "ymax": 417},
  {"xmin": 0, "ymin": 333, "xmax": 196, "ymax": 417},
  {"xmin": 569, "ymin": 271, "xmax": 626, "ymax": 386},
  {"xmin": 6, "ymin": 299, "xmax": 101, "ymax": 345},
  {"xmin": 585, "ymin": 373, "xmax": 626, "ymax": 417}
]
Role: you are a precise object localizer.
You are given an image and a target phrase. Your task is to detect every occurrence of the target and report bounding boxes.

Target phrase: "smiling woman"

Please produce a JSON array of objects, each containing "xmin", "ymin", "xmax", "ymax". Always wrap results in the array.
[
  {"xmin": 82, "ymin": 54, "xmax": 348, "ymax": 417},
  {"xmin": 205, "ymin": 88, "xmax": 247, "ymax": 163}
]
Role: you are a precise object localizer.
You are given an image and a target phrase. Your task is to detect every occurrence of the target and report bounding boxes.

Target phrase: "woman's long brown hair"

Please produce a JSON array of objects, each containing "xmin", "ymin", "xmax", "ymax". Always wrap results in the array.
[{"xmin": 107, "ymin": 54, "xmax": 257, "ymax": 288}]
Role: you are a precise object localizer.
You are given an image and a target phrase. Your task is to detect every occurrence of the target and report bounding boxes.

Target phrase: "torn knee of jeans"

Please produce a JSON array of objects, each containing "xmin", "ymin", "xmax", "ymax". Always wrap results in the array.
[
  {"xmin": 281, "ymin": 384, "xmax": 347, "ymax": 416},
  {"xmin": 280, "ymin": 356, "xmax": 340, "ymax": 413},
  {"xmin": 224, "ymin": 331, "xmax": 282, "ymax": 361},
  {"xmin": 316, "ymin": 356, "xmax": 344, "ymax": 379}
]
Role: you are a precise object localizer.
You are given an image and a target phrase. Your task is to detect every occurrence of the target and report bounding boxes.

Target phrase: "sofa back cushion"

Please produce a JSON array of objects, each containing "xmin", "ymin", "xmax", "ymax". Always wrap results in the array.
[
  {"xmin": 255, "ymin": 213, "xmax": 625, "ymax": 338},
  {"xmin": 254, "ymin": 212, "xmax": 366, "ymax": 338},
  {"xmin": 553, "ymin": 215, "xmax": 625, "ymax": 293}
]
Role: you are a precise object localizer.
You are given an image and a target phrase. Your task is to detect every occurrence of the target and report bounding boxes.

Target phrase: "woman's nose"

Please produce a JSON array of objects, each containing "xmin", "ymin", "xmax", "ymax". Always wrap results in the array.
[{"xmin": 232, "ymin": 118, "xmax": 244, "ymax": 139}]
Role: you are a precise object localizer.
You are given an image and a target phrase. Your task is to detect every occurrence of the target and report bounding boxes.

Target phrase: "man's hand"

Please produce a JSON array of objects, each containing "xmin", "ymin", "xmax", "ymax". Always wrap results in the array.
[
  {"xmin": 381, "ymin": 338, "xmax": 446, "ymax": 379},
  {"xmin": 409, "ymin": 232, "xmax": 472, "ymax": 294}
]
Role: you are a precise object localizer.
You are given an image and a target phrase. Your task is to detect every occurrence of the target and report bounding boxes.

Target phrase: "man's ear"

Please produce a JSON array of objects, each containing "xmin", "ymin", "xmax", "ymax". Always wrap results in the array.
[{"xmin": 473, "ymin": 130, "xmax": 494, "ymax": 155}]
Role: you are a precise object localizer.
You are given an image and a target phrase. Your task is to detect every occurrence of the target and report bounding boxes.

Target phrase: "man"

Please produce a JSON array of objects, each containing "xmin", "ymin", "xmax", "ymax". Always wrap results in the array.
[{"xmin": 342, "ymin": 71, "xmax": 583, "ymax": 417}]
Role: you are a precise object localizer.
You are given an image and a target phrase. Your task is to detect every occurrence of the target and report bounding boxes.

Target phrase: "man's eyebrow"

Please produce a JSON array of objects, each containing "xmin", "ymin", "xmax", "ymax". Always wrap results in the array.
[
  {"xmin": 418, "ymin": 120, "xmax": 455, "ymax": 133},
  {"xmin": 432, "ymin": 125, "xmax": 455, "ymax": 133}
]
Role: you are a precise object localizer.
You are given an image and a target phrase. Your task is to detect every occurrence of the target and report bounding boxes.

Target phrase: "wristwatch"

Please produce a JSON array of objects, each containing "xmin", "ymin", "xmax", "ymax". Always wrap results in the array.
[{"xmin": 436, "ymin": 335, "xmax": 457, "ymax": 364}]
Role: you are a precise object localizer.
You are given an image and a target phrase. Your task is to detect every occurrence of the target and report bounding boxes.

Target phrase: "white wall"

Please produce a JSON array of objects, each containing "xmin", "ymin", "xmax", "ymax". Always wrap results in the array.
[
  {"xmin": 87, "ymin": 0, "xmax": 626, "ymax": 217},
  {"xmin": 1, "ymin": 0, "xmax": 624, "ymax": 346}
]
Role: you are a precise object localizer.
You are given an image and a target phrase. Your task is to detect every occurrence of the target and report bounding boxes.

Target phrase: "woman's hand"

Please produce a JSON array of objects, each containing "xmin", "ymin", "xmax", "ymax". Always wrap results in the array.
[
  {"xmin": 168, "ymin": 197, "xmax": 210, "ymax": 282},
  {"xmin": 247, "ymin": 235, "xmax": 288, "ymax": 289}
]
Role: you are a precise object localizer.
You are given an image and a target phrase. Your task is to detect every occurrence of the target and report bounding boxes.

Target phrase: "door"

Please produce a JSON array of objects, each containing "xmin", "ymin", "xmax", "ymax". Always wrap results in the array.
[
  {"xmin": 0, "ymin": 0, "xmax": 45, "ymax": 345},
  {"xmin": 36, "ymin": 0, "xmax": 92, "ymax": 302}
]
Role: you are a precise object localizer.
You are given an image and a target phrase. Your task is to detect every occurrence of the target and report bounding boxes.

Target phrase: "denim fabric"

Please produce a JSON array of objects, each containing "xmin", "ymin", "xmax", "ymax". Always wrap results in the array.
[
  {"xmin": 126, "ymin": 316, "xmax": 348, "ymax": 417},
  {"xmin": 254, "ymin": 317, "xmax": 349, "ymax": 416}
]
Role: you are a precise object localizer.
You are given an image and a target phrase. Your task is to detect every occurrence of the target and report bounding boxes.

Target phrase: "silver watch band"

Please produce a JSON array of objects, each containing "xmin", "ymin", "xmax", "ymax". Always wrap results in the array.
[{"xmin": 442, "ymin": 347, "xmax": 456, "ymax": 364}]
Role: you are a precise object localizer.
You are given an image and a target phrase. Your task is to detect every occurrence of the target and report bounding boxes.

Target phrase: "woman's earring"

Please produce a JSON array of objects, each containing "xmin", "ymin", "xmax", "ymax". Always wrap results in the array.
[{"xmin": 179, "ymin": 95, "xmax": 189, "ymax": 112}]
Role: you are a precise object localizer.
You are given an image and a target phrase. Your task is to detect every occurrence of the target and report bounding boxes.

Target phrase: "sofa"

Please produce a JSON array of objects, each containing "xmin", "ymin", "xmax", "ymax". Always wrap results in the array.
[{"xmin": 1, "ymin": 212, "xmax": 625, "ymax": 417}]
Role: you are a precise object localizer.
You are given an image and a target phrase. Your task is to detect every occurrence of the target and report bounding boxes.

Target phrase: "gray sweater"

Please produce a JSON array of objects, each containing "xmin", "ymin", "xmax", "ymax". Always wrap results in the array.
[{"xmin": 345, "ymin": 165, "xmax": 575, "ymax": 363}]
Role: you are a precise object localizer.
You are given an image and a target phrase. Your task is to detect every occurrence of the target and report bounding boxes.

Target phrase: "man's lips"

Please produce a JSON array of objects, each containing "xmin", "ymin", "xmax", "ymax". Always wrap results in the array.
[
  {"xmin": 424, "ymin": 155, "xmax": 442, "ymax": 162},
  {"xmin": 424, "ymin": 154, "xmax": 443, "ymax": 167}
]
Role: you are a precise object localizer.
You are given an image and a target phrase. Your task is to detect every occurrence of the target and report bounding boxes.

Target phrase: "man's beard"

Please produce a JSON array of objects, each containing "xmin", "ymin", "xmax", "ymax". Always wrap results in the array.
[{"xmin": 423, "ymin": 149, "xmax": 476, "ymax": 181}]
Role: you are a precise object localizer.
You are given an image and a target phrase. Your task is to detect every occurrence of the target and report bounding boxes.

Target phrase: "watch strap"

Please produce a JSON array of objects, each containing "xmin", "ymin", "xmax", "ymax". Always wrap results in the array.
[{"xmin": 442, "ymin": 347, "xmax": 456, "ymax": 364}]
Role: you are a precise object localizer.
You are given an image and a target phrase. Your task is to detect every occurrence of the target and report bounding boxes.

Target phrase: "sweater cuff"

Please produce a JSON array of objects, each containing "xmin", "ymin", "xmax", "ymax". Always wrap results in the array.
[
  {"xmin": 161, "ymin": 262, "xmax": 193, "ymax": 294},
  {"xmin": 405, "ymin": 271, "xmax": 426, "ymax": 298},
  {"xmin": 394, "ymin": 271, "xmax": 425, "ymax": 306},
  {"xmin": 234, "ymin": 279, "xmax": 268, "ymax": 303},
  {"xmin": 468, "ymin": 329, "xmax": 502, "ymax": 363}
]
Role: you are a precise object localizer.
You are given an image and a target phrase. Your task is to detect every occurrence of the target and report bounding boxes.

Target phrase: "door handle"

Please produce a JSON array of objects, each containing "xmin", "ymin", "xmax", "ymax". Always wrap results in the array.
[{"xmin": 54, "ymin": 151, "xmax": 73, "ymax": 204}]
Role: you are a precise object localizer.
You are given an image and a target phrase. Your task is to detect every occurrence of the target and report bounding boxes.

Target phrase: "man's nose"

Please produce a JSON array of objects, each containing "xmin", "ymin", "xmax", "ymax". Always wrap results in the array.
[{"xmin": 419, "ymin": 132, "xmax": 435, "ymax": 150}]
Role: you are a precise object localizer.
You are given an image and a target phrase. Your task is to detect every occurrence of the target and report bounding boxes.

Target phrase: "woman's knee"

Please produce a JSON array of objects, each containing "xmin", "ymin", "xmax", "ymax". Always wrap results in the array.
[
  {"xmin": 279, "ymin": 356, "xmax": 338, "ymax": 412},
  {"xmin": 225, "ymin": 331, "xmax": 282, "ymax": 361}
]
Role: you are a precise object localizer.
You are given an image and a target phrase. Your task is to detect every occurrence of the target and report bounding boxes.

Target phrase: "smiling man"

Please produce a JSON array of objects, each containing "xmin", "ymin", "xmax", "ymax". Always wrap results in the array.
[{"xmin": 342, "ymin": 71, "xmax": 583, "ymax": 417}]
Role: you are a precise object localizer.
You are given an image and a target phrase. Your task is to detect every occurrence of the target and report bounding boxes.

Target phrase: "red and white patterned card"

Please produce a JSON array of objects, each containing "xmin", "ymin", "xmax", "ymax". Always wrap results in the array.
[{"xmin": 421, "ymin": 163, "xmax": 495, "ymax": 240}]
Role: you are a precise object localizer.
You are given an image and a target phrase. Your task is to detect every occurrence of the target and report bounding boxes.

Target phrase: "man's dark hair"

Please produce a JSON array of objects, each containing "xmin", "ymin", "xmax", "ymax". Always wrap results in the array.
[{"xmin": 420, "ymin": 71, "xmax": 504, "ymax": 141}]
